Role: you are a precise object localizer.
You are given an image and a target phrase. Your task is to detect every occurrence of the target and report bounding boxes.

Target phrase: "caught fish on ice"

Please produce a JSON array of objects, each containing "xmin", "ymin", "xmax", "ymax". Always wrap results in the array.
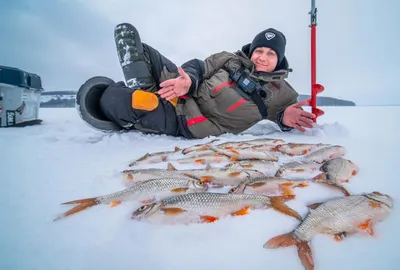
[
  {"xmin": 225, "ymin": 160, "xmax": 280, "ymax": 176},
  {"xmin": 121, "ymin": 163, "xmax": 197, "ymax": 186},
  {"xmin": 240, "ymin": 138, "xmax": 286, "ymax": 146},
  {"xmin": 274, "ymin": 143, "xmax": 330, "ymax": 156},
  {"xmin": 214, "ymin": 141, "xmax": 255, "ymax": 150},
  {"xmin": 128, "ymin": 146, "xmax": 181, "ymax": 167},
  {"xmin": 54, "ymin": 178, "xmax": 208, "ymax": 221},
  {"xmin": 318, "ymin": 157, "xmax": 359, "ymax": 184},
  {"xmin": 275, "ymin": 161, "xmax": 323, "ymax": 179},
  {"xmin": 264, "ymin": 191, "xmax": 393, "ymax": 270},
  {"xmin": 169, "ymin": 164, "xmax": 265, "ymax": 187},
  {"xmin": 228, "ymin": 176, "xmax": 309, "ymax": 196},
  {"xmin": 173, "ymin": 154, "xmax": 231, "ymax": 165},
  {"xmin": 131, "ymin": 192, "xmax": 301, "ymax": 225},
  {"xmin": 302, "ymin": 145, "xmax": 346, "ymax": 164},
  {"xmin": 181, "ymin": 139, "xmax": 220, "ymax": 154},
  {"xmin": 209, "ymin": 145, "xmax": 279, "ymax": 162}
]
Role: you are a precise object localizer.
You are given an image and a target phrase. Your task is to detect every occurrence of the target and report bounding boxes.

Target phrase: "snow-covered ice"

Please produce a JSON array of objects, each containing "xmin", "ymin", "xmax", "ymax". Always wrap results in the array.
[{"xmin": 1, "ymin": 106, "xmax": 399, "ymax": 270}]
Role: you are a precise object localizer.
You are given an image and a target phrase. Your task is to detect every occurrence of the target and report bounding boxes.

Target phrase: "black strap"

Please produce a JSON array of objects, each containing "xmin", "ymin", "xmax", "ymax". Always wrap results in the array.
[
  {"xmin": 250, "ymin": 91, "xmax": 268, "ymax": 119},
  {"xmin": 228, "ymin": 66, "xmax": 269, "ymax": 119}
]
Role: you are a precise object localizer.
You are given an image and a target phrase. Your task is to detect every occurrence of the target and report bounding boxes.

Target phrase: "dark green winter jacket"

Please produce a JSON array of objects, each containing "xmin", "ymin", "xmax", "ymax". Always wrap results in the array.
[{"xmin": 174, "ymin": 45, "xmax": 299, "ymax": 139}]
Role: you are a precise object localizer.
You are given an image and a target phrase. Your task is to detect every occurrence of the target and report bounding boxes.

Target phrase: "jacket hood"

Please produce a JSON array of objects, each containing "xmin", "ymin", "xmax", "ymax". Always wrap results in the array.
[{"xmin": 241, "ymin": 43, "xmax": 290, "ymax": 71}]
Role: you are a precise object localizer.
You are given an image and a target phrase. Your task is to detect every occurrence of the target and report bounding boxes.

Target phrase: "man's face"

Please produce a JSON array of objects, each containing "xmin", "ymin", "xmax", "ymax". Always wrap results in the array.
[{"xmin": 250, "ymin": 47, "xmax": 278, "ymax": 72}]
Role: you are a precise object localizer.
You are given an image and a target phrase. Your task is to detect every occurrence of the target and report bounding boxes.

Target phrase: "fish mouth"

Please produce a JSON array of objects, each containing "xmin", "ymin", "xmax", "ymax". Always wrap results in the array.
[{"xmin": 131, "ymin": 203, "xmax": 157, "ymax": 220}]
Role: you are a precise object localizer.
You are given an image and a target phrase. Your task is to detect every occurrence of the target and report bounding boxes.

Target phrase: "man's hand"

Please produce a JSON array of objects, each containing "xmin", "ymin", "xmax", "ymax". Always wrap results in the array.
[
  {"xmin": 282, "ymin": 99, "xmax": 319, "ymax": 132},
  {"xmin": 158, "ymin": 67, "xmax": 192, "ymax": 100}
]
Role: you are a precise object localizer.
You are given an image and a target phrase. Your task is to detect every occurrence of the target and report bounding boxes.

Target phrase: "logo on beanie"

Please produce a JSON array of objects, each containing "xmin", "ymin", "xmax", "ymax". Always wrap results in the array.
[{"xmin": 265, "ymin": 32, "xmax": 275, "ymax": 40}]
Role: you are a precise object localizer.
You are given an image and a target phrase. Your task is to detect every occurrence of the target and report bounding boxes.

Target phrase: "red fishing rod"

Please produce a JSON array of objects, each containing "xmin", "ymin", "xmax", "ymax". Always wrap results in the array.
[{"xmin": 309, "ymin": 0, "xmax": 325, "ymax": 122}]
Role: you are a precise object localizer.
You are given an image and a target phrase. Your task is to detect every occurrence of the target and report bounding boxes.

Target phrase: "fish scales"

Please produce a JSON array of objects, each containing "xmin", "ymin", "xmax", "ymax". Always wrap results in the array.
[
  {"xmin": 97, "ymin": 178, "xmax": 198, "ymax": 204},
  {"xmin": 161, "ymin": 193, "xmax": 271, "ymax": 213}
]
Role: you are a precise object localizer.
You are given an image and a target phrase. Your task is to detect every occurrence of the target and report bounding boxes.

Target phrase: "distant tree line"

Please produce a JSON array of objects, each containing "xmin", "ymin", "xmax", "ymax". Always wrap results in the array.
[{"xmin": 39, "ymin": 91, "xmax": 356, "ymax": 108}]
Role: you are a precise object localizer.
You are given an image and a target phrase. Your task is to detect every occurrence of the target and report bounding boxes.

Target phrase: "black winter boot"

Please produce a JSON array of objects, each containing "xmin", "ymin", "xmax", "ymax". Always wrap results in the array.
[{"xmin": 114, "ymin": 23, "xmax": 155, "ymax": 90}]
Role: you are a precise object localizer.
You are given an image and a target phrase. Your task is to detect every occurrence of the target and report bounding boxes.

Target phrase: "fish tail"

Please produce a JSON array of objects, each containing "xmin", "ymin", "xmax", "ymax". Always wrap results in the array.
[
  {"xmin": 54, "ymin": 197, "xmax": 99, "ymax": 221},
  {"xmin": 296, "ymin": 241, "xmax": 315, "ymax": 270},
  {"xmin": 268, "ymin": 196, "xmax": 302, "ymax": 221},
  {"xmin": 263, "ymin": 232, "xmax": 296, "ymax": 248},
  {"xmin": 264, "ymin": 233, "xmax": 314, "ymax": 270}
]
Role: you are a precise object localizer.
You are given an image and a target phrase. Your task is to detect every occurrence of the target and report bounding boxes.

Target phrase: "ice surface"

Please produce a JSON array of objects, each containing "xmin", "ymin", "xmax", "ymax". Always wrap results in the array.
[{"xmin": 0, "ymin": 106, "xmax": 399, "ymax": 270}]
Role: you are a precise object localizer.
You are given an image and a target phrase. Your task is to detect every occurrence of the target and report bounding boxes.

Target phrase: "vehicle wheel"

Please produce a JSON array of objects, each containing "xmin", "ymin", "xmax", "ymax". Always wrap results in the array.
[{"xmin": 75, "ymin": 76, "xmax": 123, "ymax": 132}]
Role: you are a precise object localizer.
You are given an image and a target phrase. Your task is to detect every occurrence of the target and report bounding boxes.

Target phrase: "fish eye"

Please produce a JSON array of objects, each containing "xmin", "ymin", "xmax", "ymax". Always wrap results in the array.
[
  {"xmin": 229, "ymin": 187, "xmax": 237, "ymax": 193},
  {"xmin": 197, "ymin": 180, "xmax": 204, "ymax": 185},
  {"xmin": 373, "ymin": 191, "xmax": 382, "ymax": 196},
  {"xmin": 138, "ymin": 205, "xmax": 148, "ymax": 212}
]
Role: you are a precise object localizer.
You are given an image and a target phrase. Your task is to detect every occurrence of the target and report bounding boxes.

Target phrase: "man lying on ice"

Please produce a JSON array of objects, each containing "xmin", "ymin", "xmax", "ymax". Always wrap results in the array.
[{"xmin": 77, "ymin": 23, "xmax": 316, "ymax": 139}]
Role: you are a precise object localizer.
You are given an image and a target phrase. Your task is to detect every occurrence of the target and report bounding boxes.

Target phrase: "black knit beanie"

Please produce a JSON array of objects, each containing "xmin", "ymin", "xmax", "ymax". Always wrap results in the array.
[{"xmin": 249, "ymin": 28, "xmax": 286, "ymax": 65}]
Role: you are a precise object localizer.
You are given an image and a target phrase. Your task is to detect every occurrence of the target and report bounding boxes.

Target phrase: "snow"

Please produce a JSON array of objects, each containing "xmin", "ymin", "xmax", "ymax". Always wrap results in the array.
[{"xmin": 1, "ymin": 106, "xmax": 399, "ymax": 270}]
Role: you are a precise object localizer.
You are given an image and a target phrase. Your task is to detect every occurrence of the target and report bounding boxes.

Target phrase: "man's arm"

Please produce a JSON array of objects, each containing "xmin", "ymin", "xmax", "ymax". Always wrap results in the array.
[
  {"xmin": 181, "ymin": 51, "xmax": 241, "ymax": 97},
  {"xmin": 275, "ymin": 97, "xmax": 297, "ymax": 132},
  {"xmin": 181, "ymin": 59, "xmax": 205, "ymax": 96}
]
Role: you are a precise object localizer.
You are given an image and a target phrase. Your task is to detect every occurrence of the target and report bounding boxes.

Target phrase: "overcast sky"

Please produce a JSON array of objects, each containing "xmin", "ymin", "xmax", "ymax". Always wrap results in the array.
[{"xmin": 1, "ymin": 0, "xmax": 399, "ymax": 105}]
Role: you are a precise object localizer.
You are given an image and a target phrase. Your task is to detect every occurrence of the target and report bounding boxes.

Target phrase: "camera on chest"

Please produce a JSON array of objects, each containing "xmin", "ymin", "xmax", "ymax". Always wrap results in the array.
[{"xmin": 229, "ymin": 67, "xmax": 266, "ymax": 99}]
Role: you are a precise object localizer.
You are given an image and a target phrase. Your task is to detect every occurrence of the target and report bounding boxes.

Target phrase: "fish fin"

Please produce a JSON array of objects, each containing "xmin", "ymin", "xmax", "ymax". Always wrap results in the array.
[
  {"xmin": 182, "ymin": 173, "xmax": 200, "ymax": 180},
  {"xmin": 271, "ymin": 145, "xmax": 281, "ymax": 152},
  {"xmin": 54, "ymin": 198, "xmax": 99, "ymax": 221},
  {"xmin": 205, "ymin": 164, "xmax": 212, "ymax": 170},
  {"xmin": 302, "ymin": 150, "xmax": 309, "ymax": 155},
  {"xmin": 139, "ymin": 198, "xmax": 154, "ymax": 204},
  {"xmin": 167, "ymin": 163, "xmax": 177, "ymax": 171},
  {"xmin": 369, "ymin": 201, "xmax": 382, "ymax": 209},
  {"xmin": 263, "ymin": 232, "xmax": 297, "ymax": 249},
  {"xmin": 228, "ymin": 172, "xmax": 242, "ymax": 177},
  {"xmin": 230, "ymin": 149, "xmax": 240, "ymax": 155},
  {"xmin": 296, "ymin": 182, "xmax": 309, "ymax": 188},
  {"xmin": 312, "ymin": 177, "xmax": 351, "ymax": 196},
  {"xmin": 295, "ymin": 169, "xmax": 306, "ymax": 172},
  {"xmin": 194, "ymin": 159, "xmax": 206, "ymax": 164},
  {"xmin": 126, "ymin": 173, "xmax": 134, "ymax": 181},
  {"xmin": 313, "ymin": 173, "xmax": 327, "ymax": 181},
  {"xmin": 250, "ymin": 182, "xmax": 266, "ymax": 188},
  {"xmin": 61, "ymin": 197, "xmax": 97, "ymax": 205},
  {"xmin": 231, "ymin": 206, "xmax": 250, "ymax": 216},
  {"xmin": 282, "ymin": 188, "xmax": 296, "ymax": 196},
  {"xmin": 333, "ymin": 232, "xmax": 347, "ymax": 242},
  {"xmin": 342, "ymin": 179, "xmax": 350, "ymax": 183},
  {"xmin": 280, "ymin": 182, "xmax": 295, "ymax": 188},
  {"xmin": 307, "ymin": 202, "xmax": 323, "ymax": 209},
  {"xmin": 170, "ymin": 187, "xmax": 188, "ymax": 193},
  {"xmin": 357, "ymin": 219, "xmax": 375, "ymax": 236},
  {"xmin": 329, "ymin": 154, "xmax": 336, "ymax": 159},
  {"xmin": 268, "ymin": 196, "xmax": 302, "ymax": 221},
  {"xmin": 200, "ymin": 215, "xmax": 219, "ymax": 223},
  {"xmin": 241, "ymin": 164, "xmax": 253, "ymax": 169},
  {"xmin": 229, "ymin": 156, "xmax": 239, "ymax": 161},
  {"xmin": 161, "ymin": 207, "xmax": 186, "ymax": 216},
  {"xmin": 297, "ymin": 241, "xmax": 315, "ymax": 270},
  {"xmin": 200, "ymin": 176, "xmax": 215, "ymax": 183},
  {"xmin": 161, "ymin": 155, "xmax": 168, "ymax": 161},
  {"xmin": 132, "ymin": 153, "xmax": 149, "ymax": 164},
  {"xmin": 109, "ymin": 201, "xmax": 121, "ymax": 207},
  {"xmin": 174, "ymin": 146, "xmax": 181, "ymax": 151},
  {"xmin": 352, "ymin": 170, "xmax": 357, "ymax": 176}
]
